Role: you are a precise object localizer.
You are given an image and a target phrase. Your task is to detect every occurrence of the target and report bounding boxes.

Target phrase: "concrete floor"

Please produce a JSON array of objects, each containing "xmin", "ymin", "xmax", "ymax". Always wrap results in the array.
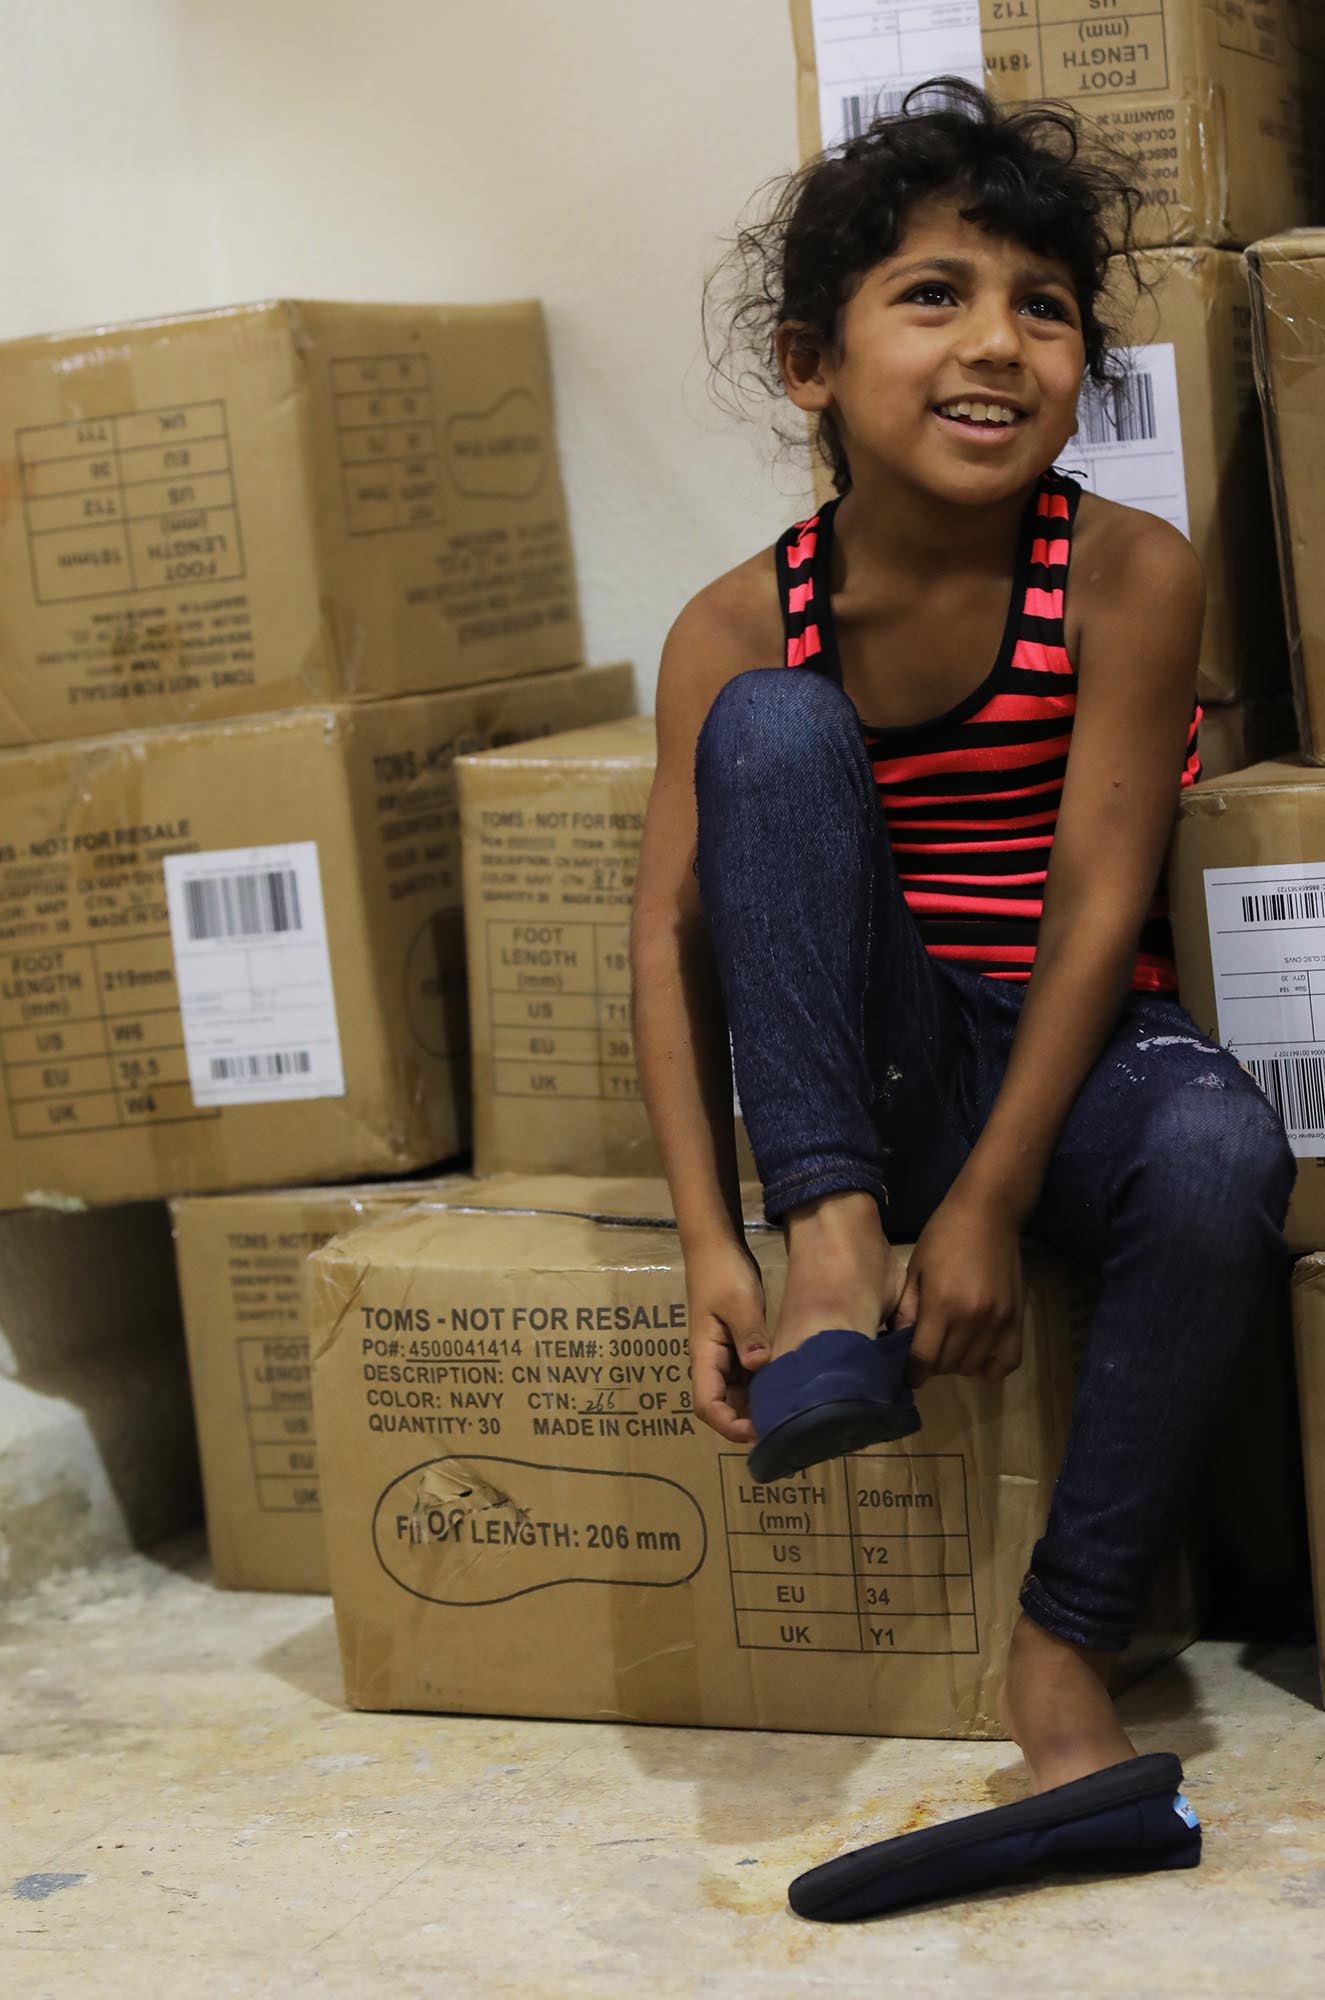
[{"xmin": 1, "ymin": 1536, "xmax": 1322, "ymax": 1999}]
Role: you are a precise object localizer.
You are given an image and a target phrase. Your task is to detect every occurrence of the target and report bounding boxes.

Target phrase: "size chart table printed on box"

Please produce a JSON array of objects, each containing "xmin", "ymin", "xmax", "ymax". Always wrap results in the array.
[
  {"xmin": 487, "ymin": 917, "xmax": 637, "ymax": 1104},
  {"xmin": 18, "ymin": 400, "xmax": 246, "ymax": 605},
  {"xmin": 333, "ymin": 354, "xmax": 442, "ymax": 535},
  {"xmin": 981, "ymin": 0, "xmax": 1170, "ymax": 99},
  {"xmin": 237, "ymin": 1335, "xmax": 319, "ymax": 1513},
  {"xmin": 0, "ymin": 933, "xmax": 217, "ymax": 1139},
  {"xmin": 719, "ymin": 1452, "xmax": 978, "ymax": 1655}
]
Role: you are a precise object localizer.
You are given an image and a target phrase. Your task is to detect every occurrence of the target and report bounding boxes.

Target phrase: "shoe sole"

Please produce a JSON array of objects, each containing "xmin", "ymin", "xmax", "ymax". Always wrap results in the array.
[{"xmin": 747, "ymin": 1398, "xmax": 922, "ymax": 1483}]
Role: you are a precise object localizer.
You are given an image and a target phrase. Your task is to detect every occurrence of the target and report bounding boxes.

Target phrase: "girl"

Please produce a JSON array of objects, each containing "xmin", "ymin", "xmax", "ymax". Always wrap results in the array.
[{"xmin": 630, "ymin": 81, "xmax": 1296, "ymax": 1917}]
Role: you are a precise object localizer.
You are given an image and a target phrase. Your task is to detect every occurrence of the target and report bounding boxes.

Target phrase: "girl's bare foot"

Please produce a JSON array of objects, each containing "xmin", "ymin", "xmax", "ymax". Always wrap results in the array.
[
  {"xmin": 771, "ymin": 1190, "xmax": 909, "ymax": 1359},
  {"xmin": 997, "ymin": 1612, "xmax": 1138, "ymax": 1795}
]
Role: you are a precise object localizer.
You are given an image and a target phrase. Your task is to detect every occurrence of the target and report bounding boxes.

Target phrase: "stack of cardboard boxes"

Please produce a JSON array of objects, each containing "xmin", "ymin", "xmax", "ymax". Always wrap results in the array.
[
  {"xmin": 1172, "ymin": 230, "xmax": 1325, "ymax": 1698},
  {"xmin": 0, "ymin": 296, "xmax": 633, "ymax": 1589},
  {"xmin": 0, "ymin": 299, "xmax": 633, "ymax": 1206}
]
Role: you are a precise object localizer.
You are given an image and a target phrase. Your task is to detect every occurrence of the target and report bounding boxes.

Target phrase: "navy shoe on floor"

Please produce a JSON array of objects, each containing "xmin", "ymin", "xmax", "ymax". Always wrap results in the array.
[
  {"xmin": 747, "ymin": 1324, "xmax": 920, "ymax": 1484},
  {"xmin": 788, "ymin": 1752, "xmax": 1201, "ymax": 1921}
]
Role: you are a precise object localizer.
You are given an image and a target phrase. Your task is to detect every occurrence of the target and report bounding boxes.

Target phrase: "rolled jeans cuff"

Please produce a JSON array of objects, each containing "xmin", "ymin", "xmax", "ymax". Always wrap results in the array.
[
  {"xmin": 1018, "ymin": 1571, "xmax": 1132, "ymax": 1655},
  {"xmin": 760, "ymin": 1156, "xmax": 889, "ymax": 1226}
]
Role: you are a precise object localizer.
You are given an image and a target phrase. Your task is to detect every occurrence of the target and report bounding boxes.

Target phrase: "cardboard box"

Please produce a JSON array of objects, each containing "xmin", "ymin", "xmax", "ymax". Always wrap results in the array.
[
  {"xmin": 0, "ymin": 300, "xmax": 582, "ymax": 747},
  {"xmin": 1248, "ymin": 231, "xmax": 1325, "ymax": 761},
  {"xmin": 174, "ymin": 1167, "xmax": 749, "ymax": 1598},
  {"xmin": 1066, "ymin": 248, "xmax": 1287, "ymax": 706},
  {"xmin": 1169, "ymin": 755, "xmax": 1325, "ymax": 1251},
  {"xmin": 1197, "ymin": 699, "xmax": 1296, "ymax": 780},
  {"xmin": 309, "ymin": 1175, "xmax": 1192, "ymax": 1736},
  {"xmin": 1, "ymin": 1200, "xmax": 200, "ymax": 1596},
  {"xmin": 791, "ymin": 0, "xmax": 1325, "ymax": 250},
  {"xmin": 0, "ymin": 662, "xmax": 633, "ymax": 1208},
  {"xmin": 1291, "ymin": 1252, "xmax": 1325, "ymax": 1701},
  {"xmin": 457, "ymin": 716, "xmax": 758, "ymax": 1179},
  {"xmin": 171, "ymin": 1174, "xmax": 477, "ymax": 1594}
]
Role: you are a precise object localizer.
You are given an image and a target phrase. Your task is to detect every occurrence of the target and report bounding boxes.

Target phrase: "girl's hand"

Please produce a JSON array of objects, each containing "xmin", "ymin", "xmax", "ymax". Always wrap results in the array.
[
  {"xmin": 892, "ymin": 1189, "xmax": 1024, "ymax": 1386},
  {"xmin": 685, "ymin": 1237, "xmax": 770, "ymax": 1443}
]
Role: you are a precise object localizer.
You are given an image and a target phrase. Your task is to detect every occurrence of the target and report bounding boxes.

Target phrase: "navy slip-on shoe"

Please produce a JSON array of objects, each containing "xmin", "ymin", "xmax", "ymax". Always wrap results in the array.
[
  {"xmin": 747, "ymin": 1324, "xmax": 920, "ymax": 1484},
  {"xmin": 788, "ymin": 1752, "xmax": 1201, "ymax": 1922}
]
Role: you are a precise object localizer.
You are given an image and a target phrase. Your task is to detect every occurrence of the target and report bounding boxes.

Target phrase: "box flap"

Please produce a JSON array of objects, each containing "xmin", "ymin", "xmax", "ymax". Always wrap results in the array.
[
  {"xmin": 313, "ymin": 1172, "xmax": 772, "ymax": 1283},
  {"xmin": 456, "ymin": 712, "xmax": 653, "ymax": 771},
  {"xmin": 1247, "ymin": 232, "xmax": 1325, "ymax": 269},
  {"xmin": 1179, "ymin": 755, "xmax": 1317, "ymax": 804}
]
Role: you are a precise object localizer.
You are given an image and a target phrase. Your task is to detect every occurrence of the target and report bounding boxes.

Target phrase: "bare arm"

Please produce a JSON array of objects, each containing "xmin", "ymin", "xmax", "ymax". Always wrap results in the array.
[
  {"xmin": 956, "ymin": 512, "xmax": 1205, "ymax": 1222},
  {"xmin": 631, "ymin": 590, "xmax": 750, "ymax": 1254},
  {"xmin": 899, "ymin": 509, "xmax": 1204, "ymax": 1383},
  {"xmin": 632, "ymin": 587, "xmax": 773, "ymax": 1441}
]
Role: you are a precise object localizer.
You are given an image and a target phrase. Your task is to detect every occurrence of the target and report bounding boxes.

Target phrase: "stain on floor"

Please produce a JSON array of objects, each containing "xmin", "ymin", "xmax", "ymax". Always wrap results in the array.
[{"xmin": 0, "ymin": 1536, "xmax": 1322, "ymax": 1997}]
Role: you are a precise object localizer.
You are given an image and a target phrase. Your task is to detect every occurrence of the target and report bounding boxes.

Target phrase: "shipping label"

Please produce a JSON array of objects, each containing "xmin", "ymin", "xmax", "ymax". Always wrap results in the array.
[
  {"xmin": 1203, "ymin": 860, "xmax": 1325, "ymax": 1157},
  {"xmin": 809, "ymin": 1, "xmax": 1170, "ymax": 148},
  {"xmin": 810, "ymin": 1, "xmax": 982, "ymax": 145},
  {"xmin": 1059, "ymin": 342, "xmax": 1190, "ymax": 539},
  {"xmin": 163, "ymin": 842, "xmax": 346, "ymax": 1107}
]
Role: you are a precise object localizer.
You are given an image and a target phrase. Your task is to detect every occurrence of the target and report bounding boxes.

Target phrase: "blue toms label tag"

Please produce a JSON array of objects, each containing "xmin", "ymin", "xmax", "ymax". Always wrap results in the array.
[{"xmin": 1172, "ymin": 1793, "xmax": 1199, "ymax": 1830}]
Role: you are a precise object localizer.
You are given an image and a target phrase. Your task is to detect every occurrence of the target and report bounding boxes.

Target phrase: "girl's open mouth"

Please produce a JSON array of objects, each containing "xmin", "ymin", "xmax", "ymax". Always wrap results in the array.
[{"xmin": 934, "ymin": 400, "xmax": 1029, "ymax": 441}]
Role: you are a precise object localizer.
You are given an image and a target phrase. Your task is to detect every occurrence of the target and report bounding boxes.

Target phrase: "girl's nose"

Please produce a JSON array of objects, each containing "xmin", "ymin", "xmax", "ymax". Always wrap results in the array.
[{"xmin": 955, "ymin": 303, "xmax": 1023, "ymax": 369}]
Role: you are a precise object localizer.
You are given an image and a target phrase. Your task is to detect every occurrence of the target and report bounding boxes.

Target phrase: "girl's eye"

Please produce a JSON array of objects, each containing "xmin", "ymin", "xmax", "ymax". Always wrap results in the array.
[
  {"xmin": 1022, "ymin": 295, "xmax": 1071, "ymax": 322},
  {"xmin": 904, "ymin": 282, "xmax": 955, "ymax": 307}
]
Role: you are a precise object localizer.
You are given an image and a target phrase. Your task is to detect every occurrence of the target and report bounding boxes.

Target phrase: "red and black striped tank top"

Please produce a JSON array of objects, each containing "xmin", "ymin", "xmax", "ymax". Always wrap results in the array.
[{"xmin": 775, "ymin": 468, "xmax": 1202, "ymax": 992}]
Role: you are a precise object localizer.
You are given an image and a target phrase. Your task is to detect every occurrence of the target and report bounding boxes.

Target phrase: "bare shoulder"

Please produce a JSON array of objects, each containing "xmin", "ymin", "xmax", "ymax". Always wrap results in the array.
[
  {"xmin": 1070, "ymin": 490, "xmax": 1204, "ymax": 629},
  {"xmin": 1069, "ymin": 491, "xmax": 1204, "ymax": 712},
  {"xmin": 638, "ymin": 544, "xmax": 784, "ymax": 910},
  {"xmin": 662, "ymin": 545, "xmax": 784, "ymax": 691}
]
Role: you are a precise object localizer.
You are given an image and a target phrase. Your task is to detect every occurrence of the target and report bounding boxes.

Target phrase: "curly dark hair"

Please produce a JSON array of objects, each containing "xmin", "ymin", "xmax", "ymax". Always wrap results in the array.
[{"xmin": 706, "ymin": 77, "xmax": 1149, "ymax": 495}]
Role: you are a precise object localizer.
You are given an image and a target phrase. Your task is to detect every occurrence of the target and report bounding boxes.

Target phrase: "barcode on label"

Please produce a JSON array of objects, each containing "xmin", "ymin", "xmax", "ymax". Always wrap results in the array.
[
  {"xmin": 837, "ymin": 77, "xmax": 972, "ymax": 138},
  {"xmin": 183, "ymin": 868, "xmax": 303, "ymax": 941},
  {"xmin": 839, "ymin": 88, "xmax": 909, "ymax": 134},
  {"xmin": 1245, "ymin": 1054, "xmax": 1325, "ymax": 1136},
  {"xmin": 1239, "ymin": 887, "xmax": 1325, "ymax": 924},
  {"xmin": 209, "ymin": 1051, "xmax": 313, "ymax": 1081},
  {"xmin": 1076, "ymin": 371, "xmax": 1157, "ymax": 447}
]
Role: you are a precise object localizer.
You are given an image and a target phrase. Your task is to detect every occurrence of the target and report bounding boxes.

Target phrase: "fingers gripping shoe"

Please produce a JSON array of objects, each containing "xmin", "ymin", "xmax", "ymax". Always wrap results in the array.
[{"xmin": 747, "ymin": 1324, "xmax": 920, "ymax": 1484}]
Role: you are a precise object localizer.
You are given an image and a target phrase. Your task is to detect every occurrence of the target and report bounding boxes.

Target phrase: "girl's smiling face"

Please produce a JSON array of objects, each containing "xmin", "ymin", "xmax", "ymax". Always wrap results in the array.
[{"xmin": 781, "ymin": 199, "xmax": 1087, "ymax": 505}]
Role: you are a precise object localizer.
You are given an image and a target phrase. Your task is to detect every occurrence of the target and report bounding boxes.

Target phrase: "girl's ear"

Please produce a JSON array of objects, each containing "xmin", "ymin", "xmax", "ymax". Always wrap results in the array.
[{"xmin": 777, "ymin": 323, "xmax": 834, "ymax": 414}]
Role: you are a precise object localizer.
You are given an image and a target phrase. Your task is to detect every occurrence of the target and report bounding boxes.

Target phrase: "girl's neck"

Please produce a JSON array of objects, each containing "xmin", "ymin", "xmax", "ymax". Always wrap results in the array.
[{"xmin": 832, "ymin": 459, "xmax": 1040, "ymax": 590}]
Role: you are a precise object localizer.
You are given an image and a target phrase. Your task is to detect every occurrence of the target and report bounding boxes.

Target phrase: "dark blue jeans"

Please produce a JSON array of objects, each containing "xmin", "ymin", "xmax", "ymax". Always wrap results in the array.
[{"xmin": 694, "ymin": 668, "xmax": 1297, "ymax": 1653}]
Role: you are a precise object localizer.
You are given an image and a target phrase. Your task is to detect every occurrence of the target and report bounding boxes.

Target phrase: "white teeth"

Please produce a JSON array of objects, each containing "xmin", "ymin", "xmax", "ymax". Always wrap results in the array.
[{"xmin": 938, "ymin": 400, "xmax": 1019, "ymax": 424}]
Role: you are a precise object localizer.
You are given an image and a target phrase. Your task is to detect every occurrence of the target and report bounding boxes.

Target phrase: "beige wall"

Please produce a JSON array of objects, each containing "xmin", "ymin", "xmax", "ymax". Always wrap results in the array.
[{"xmin": 0, "ymin": 0, "xmax": 808, "ymax": 710}]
